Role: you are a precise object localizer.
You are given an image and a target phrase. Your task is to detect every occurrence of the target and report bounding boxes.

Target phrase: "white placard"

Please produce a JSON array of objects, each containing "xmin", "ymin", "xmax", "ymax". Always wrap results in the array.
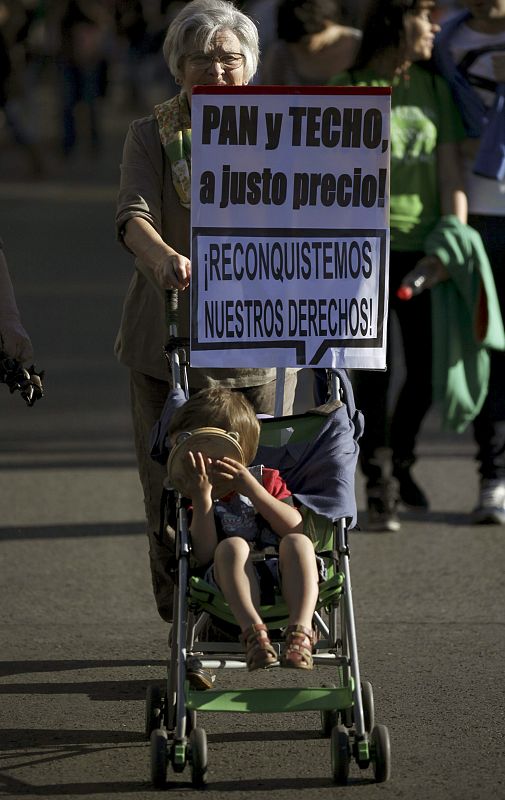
[{"xmin": 190, "ymin": 86, "xmax": 390, "ymax": 369}]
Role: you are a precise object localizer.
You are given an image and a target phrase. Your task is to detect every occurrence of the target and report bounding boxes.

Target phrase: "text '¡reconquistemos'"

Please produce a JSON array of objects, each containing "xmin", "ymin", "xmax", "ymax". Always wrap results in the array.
[{"xmin": 202, "ymin": 238, "xmax": 375, "ymax": 290}]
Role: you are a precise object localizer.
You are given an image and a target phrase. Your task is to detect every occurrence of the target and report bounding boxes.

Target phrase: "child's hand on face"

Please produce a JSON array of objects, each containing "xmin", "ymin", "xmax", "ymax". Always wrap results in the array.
[
  {"xmin": 209, "ymin": 457, "xmax": 256, "ymax": 497},
  {"xmin": 185, "ymin": 451, "xmax": 213, "ymax": 501}
]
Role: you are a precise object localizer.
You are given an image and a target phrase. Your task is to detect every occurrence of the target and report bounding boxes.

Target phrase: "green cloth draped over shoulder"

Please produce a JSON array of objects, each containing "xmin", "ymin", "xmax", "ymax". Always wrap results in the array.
[
  {"xmin": 154, "ymin": 92, "xmax": 192, "ymax": 209},
  {"xmin": 426, "ymin": 215, "xmax": 505, "ymax": 433}
]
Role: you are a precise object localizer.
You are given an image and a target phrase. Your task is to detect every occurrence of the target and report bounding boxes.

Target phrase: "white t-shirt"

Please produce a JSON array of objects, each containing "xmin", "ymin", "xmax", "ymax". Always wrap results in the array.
[{"xmin": 450, "ymin": 23, "xmax": 505, "ymax": 215}]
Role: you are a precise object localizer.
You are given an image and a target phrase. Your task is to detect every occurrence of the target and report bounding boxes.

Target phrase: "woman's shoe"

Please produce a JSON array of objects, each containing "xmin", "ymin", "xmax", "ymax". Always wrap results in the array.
[
  {"xmin": 472, "ymin": 479, "xmax": 505, "ymax": 524},
  {"xmin": 393, "ymin": 460, "xmax": 429, "ymax": 509},
  {"xmin": 186, "ymin": 656, "xmax": 215, "ymax": 690},
  {"xmin": 280, "ymin": 624, "xmax": 314, "ymax": 670},
  {"xmin": 241, "ymin": 623, "xmax": 278, "ymax": 671},
  {"xmin": 366, "ymin": 479, "xmax": 401, "ymax": 532}
]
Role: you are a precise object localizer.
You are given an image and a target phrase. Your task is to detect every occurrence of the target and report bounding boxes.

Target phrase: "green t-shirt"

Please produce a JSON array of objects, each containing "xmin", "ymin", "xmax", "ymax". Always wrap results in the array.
[{"xmin": 330, "ymin": 64, "xmax": 465, "ymax": 251}]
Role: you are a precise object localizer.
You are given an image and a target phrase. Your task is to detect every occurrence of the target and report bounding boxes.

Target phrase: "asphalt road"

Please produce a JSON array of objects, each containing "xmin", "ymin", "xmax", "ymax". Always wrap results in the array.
[{"xmin": 1, "ymin": 92, "xmax": 504, "ymax": 800}]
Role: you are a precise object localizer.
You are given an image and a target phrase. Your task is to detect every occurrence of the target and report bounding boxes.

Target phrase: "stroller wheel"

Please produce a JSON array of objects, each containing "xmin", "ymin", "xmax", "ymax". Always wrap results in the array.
[
  {"xmin": 371, "ymin": 724, "xmax": 391, "ymax": 783},
  {"xmin": 150, "ymin": 728, "xmax": 168, "ymax": 788},
  {"xmin": 330, "ymin": 725, "xmax": 350, "ymax": 785},
  {"xmin": 186, "ymin": 708, "xmax": 197, "ymax": 735},
  {"xmin": 189, "ymin": 727, "xmax": 208, "ymax": 788},
  {"xmin": 145, "ymin": 685, "xmax": 163, "ymax": 740},
  {"xmin": 320, "ymin": 708, "xmax": 338, "ymax": 737},
  {"xmin": 361, "ymin": 681, "xmax": 375, "ymax": 734},
  {"xmin": 320, "ymin": 683, "xmax": 338, "ymax": 737},
  {"xmin": 341, "ymin": 680, "xmax": 375, "ymax": 734}
]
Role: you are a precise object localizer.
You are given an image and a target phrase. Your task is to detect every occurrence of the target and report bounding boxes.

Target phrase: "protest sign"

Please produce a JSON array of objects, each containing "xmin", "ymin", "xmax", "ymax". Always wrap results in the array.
[{"xmin": 190, "ymin": 86, "xmax": 391, "ymax": 369}]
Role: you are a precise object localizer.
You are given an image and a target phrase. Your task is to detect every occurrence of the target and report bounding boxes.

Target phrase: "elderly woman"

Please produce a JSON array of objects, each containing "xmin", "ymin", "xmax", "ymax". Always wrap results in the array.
[{"xmin": 115, "ymin": 0, "xmax": 296, "ymax": 623}]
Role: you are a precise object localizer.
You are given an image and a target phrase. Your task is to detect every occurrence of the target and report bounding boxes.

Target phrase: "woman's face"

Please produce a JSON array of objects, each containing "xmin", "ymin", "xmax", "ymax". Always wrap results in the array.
[
  {"xmin": 403, "ymin": 4, "xmax": 440, "ymax": 62},
  {"xmin": 180, "ymin": 29, "xmax": 247, "ymax": 100}
]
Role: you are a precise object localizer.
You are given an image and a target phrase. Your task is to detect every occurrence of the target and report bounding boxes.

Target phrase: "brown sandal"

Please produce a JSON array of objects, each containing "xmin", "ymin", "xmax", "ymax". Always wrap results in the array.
[
  {"xmin": 241, "ymin": 623, "xmax": 278, "ymax": 671},
  {"xmin": 280, "ymin": 624, "xmax": 314, "ymax": 670}
]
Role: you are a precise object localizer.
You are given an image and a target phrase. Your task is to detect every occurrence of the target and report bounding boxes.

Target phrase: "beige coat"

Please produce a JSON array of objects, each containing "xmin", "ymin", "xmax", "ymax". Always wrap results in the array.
[{"xmin": 115, "ymin": 113, "xmax": 276, "ymax": 389}]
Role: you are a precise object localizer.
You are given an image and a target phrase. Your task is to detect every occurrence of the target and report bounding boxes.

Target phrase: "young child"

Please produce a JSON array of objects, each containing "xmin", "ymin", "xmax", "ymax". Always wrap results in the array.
[{"xmin": 168, "ymin": 387, "xmax": 319, "ymax": 671}]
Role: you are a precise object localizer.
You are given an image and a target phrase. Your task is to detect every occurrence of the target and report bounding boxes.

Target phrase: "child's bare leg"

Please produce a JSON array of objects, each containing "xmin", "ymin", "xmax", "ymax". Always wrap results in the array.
[
  {"xmin": 279, "ymin": 533, "xmax": 319, "ymax": 669},
  {"xmin": 279, "ymin": 533, "xmax": 319, "ymax": 629},
  {"xmin": 213, "ymin": 537, "xmax": 262, "ymax": 630},
  {"xmin": 214, "ymin": 537, "xmax": 277, "ymax": 670}
]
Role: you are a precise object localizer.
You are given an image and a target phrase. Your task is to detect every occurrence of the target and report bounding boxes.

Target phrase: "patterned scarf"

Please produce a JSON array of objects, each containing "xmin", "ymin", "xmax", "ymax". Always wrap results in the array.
[{"xmin": 154, "ymin": 92, "xmax": 192, "ymax": 209}]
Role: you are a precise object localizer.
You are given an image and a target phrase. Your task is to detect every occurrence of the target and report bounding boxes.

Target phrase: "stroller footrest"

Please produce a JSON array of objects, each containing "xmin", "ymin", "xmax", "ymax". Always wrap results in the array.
[{"xmin": 186, "ymin": 685, "xmax": 353, "ymax": 714}]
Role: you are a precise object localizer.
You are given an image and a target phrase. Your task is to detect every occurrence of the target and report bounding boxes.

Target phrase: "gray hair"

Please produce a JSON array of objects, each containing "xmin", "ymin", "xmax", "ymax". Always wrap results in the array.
[{"xmin": 163, "ymin": 0, "xmax": 259, "ymax": 84}]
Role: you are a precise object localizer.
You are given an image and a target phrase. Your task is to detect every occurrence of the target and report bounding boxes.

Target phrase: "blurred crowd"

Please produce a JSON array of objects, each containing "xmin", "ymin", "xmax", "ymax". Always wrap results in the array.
[
  {"xmin": 0, "ymin": 0, "xmax": 463, "ymax": 178},
  {"xmin": 0, "ymin": 0, "xmax": 189, "ymax": 175}
]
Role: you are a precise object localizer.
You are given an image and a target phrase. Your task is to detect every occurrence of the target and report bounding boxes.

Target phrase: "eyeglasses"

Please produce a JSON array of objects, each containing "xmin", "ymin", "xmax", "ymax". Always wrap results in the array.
[{"xmin": 185, "ymin": 51, "xmax": 245, "ymax": 71}]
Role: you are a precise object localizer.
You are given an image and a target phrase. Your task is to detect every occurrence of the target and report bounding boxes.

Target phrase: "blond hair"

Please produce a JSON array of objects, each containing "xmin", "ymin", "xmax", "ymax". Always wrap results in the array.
[{"xmin": 168, "ymin": 388, "xmax": 260, "ymax": 465}]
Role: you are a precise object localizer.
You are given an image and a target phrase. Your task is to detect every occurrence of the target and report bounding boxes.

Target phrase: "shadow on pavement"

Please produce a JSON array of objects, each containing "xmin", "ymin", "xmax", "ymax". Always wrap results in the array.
[
  {"xmin": 0, "ymin": 778, "xmax": 152, "ymax": 797},
  {"xmin": 209, "ymin": 776, "xmax": 372, "ymax": 790},
  {"xmin": 207, "ymin": 729, "xmax": 321, "ymax": 743},
  {"xmin": 400, "ymin": 510, "xmax": 472, "ymax": 526},
  {"xmin": 0, "ymin": 679, "xmax": 155, "ymax": 703},
  {"xmin": 0, "ymin": 660, "xmax": 165, "ymax": 678},
  {"xmin": 0, "ymin": 730, "xmax": 142, "ymax": 750},
  {"xmin": 0, "ymin": 522, "xmax": 144, "ymax": 541},
  {"xmin": 353, "ymin": 509, "xmax": 472, "ymax": 530}
]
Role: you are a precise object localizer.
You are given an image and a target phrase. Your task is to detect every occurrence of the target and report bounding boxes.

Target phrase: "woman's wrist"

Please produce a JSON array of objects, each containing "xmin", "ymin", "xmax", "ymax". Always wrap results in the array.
[
  {"xmin": 142, "ymin": 240, "xmax": 176, "ymax": 270},
  {"xmin": 123, "ymin": 218, "xmax": 176, "ymax": 269}
]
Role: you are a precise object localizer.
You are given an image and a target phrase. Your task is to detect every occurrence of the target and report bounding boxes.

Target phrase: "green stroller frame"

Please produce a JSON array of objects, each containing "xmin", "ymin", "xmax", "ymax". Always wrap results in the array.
[{"xmin": 146, "ymin": 358, "xmax": 391, "ymax": 788}]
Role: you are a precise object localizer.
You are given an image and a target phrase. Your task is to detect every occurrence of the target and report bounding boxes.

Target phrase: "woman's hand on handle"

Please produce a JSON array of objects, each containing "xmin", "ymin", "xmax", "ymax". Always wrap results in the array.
[{"xmin": 152, "ymin": 251, "xmax": 191, "ymax": 291}]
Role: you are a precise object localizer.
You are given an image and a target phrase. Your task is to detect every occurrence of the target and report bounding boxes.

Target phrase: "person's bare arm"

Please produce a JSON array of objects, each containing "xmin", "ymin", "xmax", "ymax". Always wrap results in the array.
[
  {"xmin": 399, "ymin": 140, "xmax": 468, "ymax": 293},
  {"xmin": 185, "ymin": 451, "xmax": 219, "ymax": 566},
  {"xmin": 437, "ymin": 141, "xmax": 468, "ymax": 224},
  {"xmin": 123, "ymin": 217, "xmax": 191, "ymax": 291},
  {"xmin": 0, "ymin": 247, "xmax": 33, "ymax": 362},
  {"xmin": 210, "ymin": 458, "xmax": 303, "ymax": 537}
]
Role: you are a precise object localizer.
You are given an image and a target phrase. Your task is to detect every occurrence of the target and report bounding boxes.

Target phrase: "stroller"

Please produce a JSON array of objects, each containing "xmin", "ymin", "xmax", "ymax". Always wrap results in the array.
[{"xmin": 145, "ymin": 294, "xmax": 391, "ymax": 788}]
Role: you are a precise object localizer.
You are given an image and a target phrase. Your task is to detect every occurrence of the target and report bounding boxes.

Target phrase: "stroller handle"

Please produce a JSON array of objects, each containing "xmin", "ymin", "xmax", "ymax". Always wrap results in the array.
[
  {"xmin": 165, "ymin": 289, "xmax": 188, "ymax": 395},
  {"xmin": 165, "ymin": 289, "xmax": 179, "ymax": 330}
]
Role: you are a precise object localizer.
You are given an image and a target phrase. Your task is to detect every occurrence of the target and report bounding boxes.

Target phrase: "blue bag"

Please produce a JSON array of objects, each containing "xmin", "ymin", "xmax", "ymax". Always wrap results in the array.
[{"xmin": 473, "ymin": 84, "xmax": 505, "ymax": 181}]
